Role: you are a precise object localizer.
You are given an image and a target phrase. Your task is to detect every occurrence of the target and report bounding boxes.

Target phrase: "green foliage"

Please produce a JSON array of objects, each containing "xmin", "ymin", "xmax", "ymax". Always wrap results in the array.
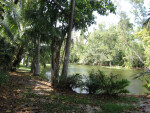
[
  {"xmin": 70, "ymin": 18, "xmax": 144, "ymax": 68},
  {"xmin": 132, "ymin": 58, "xmax": 144, "ymax": 68},
  {"xmin": 113, "ymin": 50, "xmax": 125, "ymax": 66},
  {"xmin": 128, "ymin": 0, "xmax": 147, "ymax": 26},
  {"xmin": 40, "ymin": 66, "xmax": 49, "ymax": 80},
  {"xmin": 57, "ymin": 74, "xmax": 83, "ymax": 90},
  {"xmin": 85, "ymin": 70, "xmax": 130, "ymax": 95},
  {"xmin": 0, "ymin": 38, "xmax": 15, "ymax": 70},
  {"xmin": 135, "ymin": 28, "xmax": 150, "ymax": 68},
  {"xmin": 0, "ymin": 71, "xmax": 9, "ymax": 85},
  {"xmin": 101, "ymin": 102, "xmax": 135, "ymax": 113},
  {"xmin": 143, "ymin": 79, "xmax": 150, "ymax": 93}
]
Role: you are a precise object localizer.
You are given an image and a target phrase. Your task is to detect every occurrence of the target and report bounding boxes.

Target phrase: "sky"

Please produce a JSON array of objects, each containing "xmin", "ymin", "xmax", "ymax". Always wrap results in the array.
[{"xmin": 88, "ymin": 0, "xmax": 150, "ymax": 32}]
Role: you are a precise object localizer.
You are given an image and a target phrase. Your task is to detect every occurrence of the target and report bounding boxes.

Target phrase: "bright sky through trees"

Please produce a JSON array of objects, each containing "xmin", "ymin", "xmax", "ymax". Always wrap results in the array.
[{"xmin": 88, "ymin": 0, "xmax": 149, "ymax": 32}]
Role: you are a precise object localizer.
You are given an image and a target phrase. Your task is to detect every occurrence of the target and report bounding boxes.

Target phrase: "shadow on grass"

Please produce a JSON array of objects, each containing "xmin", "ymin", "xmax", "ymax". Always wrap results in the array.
[{"xmin": 0, "ymin": 71, "xmax": 140, "ymax": 113}]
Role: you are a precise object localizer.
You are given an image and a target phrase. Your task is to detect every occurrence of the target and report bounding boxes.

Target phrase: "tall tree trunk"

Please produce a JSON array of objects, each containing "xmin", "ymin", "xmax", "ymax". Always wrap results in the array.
[
  {"xmin": 62, "ymin": 0, "xmax": 75, "ymax": 77},
  {"xmin": 34, "ymin": 37, "xmax": 40, "ymax": 76}
]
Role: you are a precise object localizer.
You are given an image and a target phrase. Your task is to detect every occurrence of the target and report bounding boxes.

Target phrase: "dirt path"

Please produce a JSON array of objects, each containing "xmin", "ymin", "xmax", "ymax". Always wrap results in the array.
[
  {"xmin": 0, "ymin": 71, "xmax": 150, "ymax": 113},
  {"xmin": 0, "ymin": 71, "xmax": 54, "ymax": 112}
]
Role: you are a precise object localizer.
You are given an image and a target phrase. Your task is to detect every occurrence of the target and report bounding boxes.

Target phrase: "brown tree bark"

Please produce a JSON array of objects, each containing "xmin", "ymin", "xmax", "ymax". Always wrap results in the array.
[
  {"xmin": 50, "ymin": 32, "xmax": 67, "ymax": 86},
  {"xmin": 34, "ymin": 36, "xmax": 40, "ymax": 76},
  {"xmin": 62, "ymin": 0, "xmax": 75, "ymax": 77}
]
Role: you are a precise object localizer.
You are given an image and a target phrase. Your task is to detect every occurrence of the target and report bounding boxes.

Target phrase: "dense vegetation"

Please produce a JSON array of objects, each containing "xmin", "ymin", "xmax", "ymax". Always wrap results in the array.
[
  {"xmin": 0, "ymin": 0, "xmax": 149, "ymax": 86},
  {"xmin": 0, "ymin": 0, "xmax": 150, "ymax": 112},
  {"xmin": 0, "ymin": 0, "xmax": 116, "ymax": 85},
  {"xmin": 70, "ymin": 11, "xmax": 149, "ymax": 69}
]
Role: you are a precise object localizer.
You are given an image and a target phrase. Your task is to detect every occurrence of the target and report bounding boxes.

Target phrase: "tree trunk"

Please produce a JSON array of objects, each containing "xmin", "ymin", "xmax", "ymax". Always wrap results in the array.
[
  {"xmin": 22, "ymin": 56, "xmax": 25, "ymax": 65},
  {"xmin": 26, "ymin": 56, "xmax": 30, "ymax": 67},
  {"xmin": 62, "ymin": 0, "xmax": 75, "ymax": 77},
  {"xmin": 50, "ymin": 43, "xmax": 55, "ymax": 86},
  {"xmin": 50, "ymin": 41, "xmax": 62, "ymax": 86},
  {"xmin": 50, "ymin": 31, "xmax": 67, "ymax": 86},
  {"xmin": 31, "ymin": 58, "xmax": 35, "ymax": 73},
  {"xmin": 34, "ymin": 37, "xmax": 40, "ymax": 76},
  {"xmin": 11, "ymin": 45, "xmax": 24, "ymax": 71},
  {"xmin": 120, "ymin": 24, "xmax": 145, "ymax": 64}
]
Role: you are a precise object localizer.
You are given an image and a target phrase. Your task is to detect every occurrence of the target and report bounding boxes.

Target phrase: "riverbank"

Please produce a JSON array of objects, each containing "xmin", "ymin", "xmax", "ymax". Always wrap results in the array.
[
  {"xmin": 0, "ymin": 69, "xmax": 150, "ymax": 112},
  {"xmin": 72, "ymin": 63, "xmax": 145, "ymax": 70}
]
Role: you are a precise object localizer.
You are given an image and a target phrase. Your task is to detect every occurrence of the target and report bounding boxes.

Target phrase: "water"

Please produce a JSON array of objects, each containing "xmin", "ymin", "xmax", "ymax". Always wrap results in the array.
[{"xmin": 46, "ymin": 64, "xmax": 148, "ymax": 95}]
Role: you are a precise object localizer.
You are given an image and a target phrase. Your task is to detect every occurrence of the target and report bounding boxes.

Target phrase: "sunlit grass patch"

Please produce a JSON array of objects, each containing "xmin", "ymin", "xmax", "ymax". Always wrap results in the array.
[
  {"xmin": 101, "ymin": 65, "xmax": 131, "ymax": 70},
  {"xmin": 18, "ymin": 65, "xmax": 31, "ymax": 72}
]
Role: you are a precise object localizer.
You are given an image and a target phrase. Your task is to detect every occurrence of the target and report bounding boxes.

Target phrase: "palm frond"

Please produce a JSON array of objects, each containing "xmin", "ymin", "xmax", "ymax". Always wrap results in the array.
[{"xmin": 0, "ymin": 19, "xmax": 14, "ymax": 39}]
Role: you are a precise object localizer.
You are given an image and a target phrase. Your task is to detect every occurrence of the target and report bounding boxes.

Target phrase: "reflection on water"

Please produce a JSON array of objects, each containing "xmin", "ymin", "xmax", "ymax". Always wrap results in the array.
[
  {"xmin": 72, "ymin": 87, "xmax": 88, "ymax": 94},
  {"xmin": 46, "ymin": 64, "xmax": 148, "ymax": 95}
]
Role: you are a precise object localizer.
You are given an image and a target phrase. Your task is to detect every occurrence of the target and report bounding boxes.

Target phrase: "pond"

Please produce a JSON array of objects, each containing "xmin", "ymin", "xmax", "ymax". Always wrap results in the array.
[{"xmin": 46, "ymin": 64, "xmax": 148, "ymax": 95}]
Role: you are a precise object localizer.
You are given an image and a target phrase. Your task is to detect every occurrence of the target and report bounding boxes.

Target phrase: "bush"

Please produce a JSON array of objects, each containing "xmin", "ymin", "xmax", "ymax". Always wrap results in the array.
[
  {"xmin": 85, "ymin": 70, "xmax": 130, "ymax": 95},
  {"xmin": 143, "ymin": 79, "xmax": 150, "ymax": 93},
  {"xmin": 0, "ymin": 38, "xmax": 15, "ymax": 70},
  {"xmin": 0, "ymin": 71, "xmax": 9, "ymax": 85},
  {"xmin": 57, "ymin": 74, "xmax": 83, "ymax": 90},
  {"xmin": 85, "ymin": 70, "xmax": 103, "ymax": 94}
]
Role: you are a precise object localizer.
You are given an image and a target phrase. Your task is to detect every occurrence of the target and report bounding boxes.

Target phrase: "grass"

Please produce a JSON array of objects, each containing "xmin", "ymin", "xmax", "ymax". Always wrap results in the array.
[
  {"xmin": 101, "ymin": 102, "xmax": 135, "ymax": 113},
  {"xmin": 22, "ymin": 91, "xmax": 139, "ymax": 113},
  {"xmin": 101, "ymin": 65, "xmax": 132, "ymax": 70},
  {"xmin": 18, "ymin": 65, "xmax": 31, "ymax": 72},
  {"xmin": 18, "ymin": 64, "xmax": 49, "ymax": 80},
  {"xmin": 14, "ymin": 64, "xmax": 140, "ymax": 113}
]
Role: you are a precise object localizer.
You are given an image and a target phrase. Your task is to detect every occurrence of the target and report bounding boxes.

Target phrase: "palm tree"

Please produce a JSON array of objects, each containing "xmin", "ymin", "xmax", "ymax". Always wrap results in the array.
[{"xmin": 0, "ymin": 0, "xmax": 28, "ymax": 71}]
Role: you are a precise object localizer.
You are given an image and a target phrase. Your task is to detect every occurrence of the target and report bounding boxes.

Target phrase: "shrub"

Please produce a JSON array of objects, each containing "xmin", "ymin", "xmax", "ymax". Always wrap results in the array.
[
  {"xmin": 85, "ymin": 70, "xmax": 103, "ymax": 94},
  {"xmin": 0, "ymin": 71, "xmax": 9, "ymax": 85},
  {"xmin": 85, "ymin": 70, "xmax": 130, "ymax": 95},
  {"xmin": 57, "ymin": 74, "xmax": 83, "ymax": 90},
  {"xmin": 143, "ymin": 79, "xmax": 150, "ymax": 93}
]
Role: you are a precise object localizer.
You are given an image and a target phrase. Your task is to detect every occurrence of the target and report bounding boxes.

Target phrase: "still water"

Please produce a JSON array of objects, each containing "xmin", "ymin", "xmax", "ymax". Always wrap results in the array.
[{"xmin": 46, "ymin": 64, "xmax": 148, "ymax": 95}]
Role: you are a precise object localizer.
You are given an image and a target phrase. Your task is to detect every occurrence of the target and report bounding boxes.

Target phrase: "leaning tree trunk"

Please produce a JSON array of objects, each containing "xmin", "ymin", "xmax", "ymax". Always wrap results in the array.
[
  {"xmin": 34, "ymin": 36, "xmax": 40, "ymax": 76},
  {"xmin": 121, "ymin": 24, "xmax": 145, "ymax": 64},
  {"xmin": 62, "ymin": 0, "xmax": 75, "ymax": 77}
]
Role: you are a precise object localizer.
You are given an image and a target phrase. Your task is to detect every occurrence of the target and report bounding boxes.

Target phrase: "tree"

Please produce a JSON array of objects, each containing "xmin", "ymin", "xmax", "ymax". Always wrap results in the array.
[
  {"xmin": 62, "ymin": 0, "xmax": 75, "ymax": 77},
  {"xmin": 49, "ymin": 0, "xmax": 116, "ymax": 85},
  {"xmin": 135, "ymin": 26, "xmax": 150, "ymax": 68},
  {"xmin": 0, "ymin": 0, "xmax": 28, "ymax": 71},
  {"xmin": 78, "ymin": 24, "xmax": 119, "ymax": 66},
  {"xmin": 117, "ymin": 12, "xmax": 145, "ymax": 67},
  {"xmin": 128, "ymin": 0, "xmax": 147, "ymax": 26},
  {"xmin": 1, "ymin": 0, "xmax": 116, "ymax": 87},
  {"xmin": 35, "ymin": 37, "xmax": 40, "ymax": 75}
]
